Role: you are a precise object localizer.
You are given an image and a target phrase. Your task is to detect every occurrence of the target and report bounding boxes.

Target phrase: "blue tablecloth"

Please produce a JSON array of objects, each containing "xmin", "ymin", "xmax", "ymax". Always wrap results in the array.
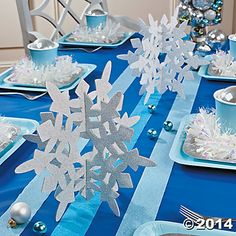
[{"xmin": 0, "ymin": 34, "xmax": 236, "ymax": 236}]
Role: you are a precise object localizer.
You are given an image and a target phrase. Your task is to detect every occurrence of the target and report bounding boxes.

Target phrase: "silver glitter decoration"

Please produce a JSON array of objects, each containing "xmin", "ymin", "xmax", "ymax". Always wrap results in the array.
[
  {"xmin": 15, "ymin": 61, "xmax": 156, "ymax": 221},
  {"xmin": 192, "ymin": 0, "xmax": 215, "ymax": 11}
]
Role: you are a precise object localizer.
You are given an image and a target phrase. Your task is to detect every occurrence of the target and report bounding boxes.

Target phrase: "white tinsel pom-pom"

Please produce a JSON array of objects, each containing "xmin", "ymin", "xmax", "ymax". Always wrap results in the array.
[
  {"xmin": 184, "ymin": 108, "xmax": 236, "ymax": 162},
  {"xmin": 209, "ymin": 50, "xmax": 236, "ymax": 77},
  {"xmin": 0, "ymin": 121, "xmax": 18, "ymax": 151},
  {"xmin": 68, "ymin": 19, "xmax": 124, "ymax": 44},
  {"xmin": 8, "ymin": 56, "xmax": 82, "ymax": 87}
]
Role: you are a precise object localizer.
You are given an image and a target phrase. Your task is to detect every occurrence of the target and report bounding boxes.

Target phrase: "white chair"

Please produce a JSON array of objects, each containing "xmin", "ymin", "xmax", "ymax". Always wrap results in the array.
[{"xmin": 16, "ymin": 0, "xmax": 139, "ymax": 53}]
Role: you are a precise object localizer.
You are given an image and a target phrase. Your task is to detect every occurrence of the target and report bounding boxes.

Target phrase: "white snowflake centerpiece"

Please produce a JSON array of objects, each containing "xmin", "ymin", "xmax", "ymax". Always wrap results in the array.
[
  {"xmin": 118, "ymin": 7, "xmax": 209, "ymax": 104},
  {"xmin": 15, "ymin": 61, "xmax": 156, "ymax": 221}
]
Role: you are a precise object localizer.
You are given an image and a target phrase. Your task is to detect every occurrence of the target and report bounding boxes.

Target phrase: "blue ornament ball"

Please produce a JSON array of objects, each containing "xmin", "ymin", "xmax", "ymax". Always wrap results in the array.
[
  {"xmin": 147, "ymin": 128, "xmax": 158, "ymax": 139},
  {"xmin": 33, "ymin": 221, "xmax": 47, "ymax": 234},
  {"xmin": 212, "ymin": 4, "xmax": 219, "ymax": 11},
  {"xmin": 163, "ymin": 121, "xmax": 173, "ymax": 132},
  {"xmin": 201, "ymin": 18, "xmax": 209, "ymax": 27},
  {"xmin": 148, "ymin": 104, "xmax": 156, "ymax": 114},
  {"xmin": 216, "ymin": 0, "xmax": 223, "ymax": 6},
  {"xmin": 214, "ymin": 18, "xmax": 221, "ymax": 24}
]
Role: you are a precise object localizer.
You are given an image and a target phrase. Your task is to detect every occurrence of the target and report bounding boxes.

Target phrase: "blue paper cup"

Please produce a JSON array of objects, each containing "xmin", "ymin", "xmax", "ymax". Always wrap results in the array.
[
  {"xmin": 27, "ymin": 41, "xmax": 59, "ymax": 67},
  {"xmin": 85, "ymin": 12, "xmax": 107, "ymax": 30},
  {"xmin": 229, "ymin": 34, "xmax": 236, "ymax": 59},
  {"xmin": 214, "ymin": 86, "xmax": 236, "ymax": 133}
]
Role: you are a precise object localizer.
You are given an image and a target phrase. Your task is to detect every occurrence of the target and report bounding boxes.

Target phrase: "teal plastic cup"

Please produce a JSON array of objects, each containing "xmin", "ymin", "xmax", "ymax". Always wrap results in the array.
[
  {"xmin": 214, "ymin": 86, "xmax": 236, "ymax": 134},
  {"xmin": 85, "ymin": 11, "xmax": 107, "ymax": 30},
  {"xmin": 229, "ymin": 34, "xmax": 236, "ymax": 59},
  {"xmin": 27, "ymin": 41, "xmax": 59, "ymax": 67}
]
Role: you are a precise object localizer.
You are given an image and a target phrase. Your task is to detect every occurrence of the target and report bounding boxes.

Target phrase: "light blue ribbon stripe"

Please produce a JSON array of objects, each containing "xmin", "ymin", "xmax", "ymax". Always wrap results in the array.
[
  {"xmin": 51, "ymin": 86, "xmax": 163, "ymax": 236},
  {"xmin": 0, "ymin": 66, "xmax": 136, "ymax": 236},
  {"xmin": 116, "ymin": 74, "xmax": 202, "ymax": 236}
]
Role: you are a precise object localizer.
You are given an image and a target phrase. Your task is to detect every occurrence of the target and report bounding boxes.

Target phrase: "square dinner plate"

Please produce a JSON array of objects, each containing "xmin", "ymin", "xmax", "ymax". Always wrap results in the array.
[
  {"xmin": 0, "ymin": 63, "xmax": 96, "ymax": 92},
  {"xmin": 169, "ymin": 114, "xmax": 236, "ymax": 171},
  {"xmin": 58, "ymin": 32, "xmax": 134, "ymax": 48},
  {"xmin": 0, "ymin": 117, "xmax": 38, "ymax": 166}
]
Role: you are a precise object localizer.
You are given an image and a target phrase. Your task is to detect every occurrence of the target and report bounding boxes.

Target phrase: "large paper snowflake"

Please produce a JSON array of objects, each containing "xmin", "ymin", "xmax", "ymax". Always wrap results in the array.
[
  {"xmin": 118, "ymin": 7, "xmax": 209, "ymax": 104},
  {"xmin": 15, "ymin": 61, "xmax": 156, "ymax": 221}
]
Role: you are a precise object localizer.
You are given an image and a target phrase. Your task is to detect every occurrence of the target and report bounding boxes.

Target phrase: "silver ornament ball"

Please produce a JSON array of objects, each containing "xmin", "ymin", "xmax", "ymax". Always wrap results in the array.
[
  {"xmin": 219, "ymin": 86, "xmax": 236, "ymax": 104},
  {"xmin": 88, "ymin": 9, "xmax": 106, "ymax": 16},
  {"xmin": 206, "ymin": 29, "xmax": 226, "ymax": 50},
  {"xmin": 192, "ymin": 0, "xmax": 215, "ymax": 11},
  {"xmin": 10, "ymin": 202, "xmax": 31, "ymax": 224},
  {"xmin": 32, "ymin": 38, "xmax": 55, "ymax": 50},
  {"xmin": 204, "ymin": 9, "xmax": 217, "ymax": 21}
]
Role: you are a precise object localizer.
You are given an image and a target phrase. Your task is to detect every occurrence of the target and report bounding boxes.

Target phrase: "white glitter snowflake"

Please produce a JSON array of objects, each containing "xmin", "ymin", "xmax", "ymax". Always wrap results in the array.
[
  {"xmin": 118, "ymin": 7, "xmax": 209, "ymax": 104},
  {"xmin": 15, "ymin": 61, "xmax": 156, "ymax": 221}
]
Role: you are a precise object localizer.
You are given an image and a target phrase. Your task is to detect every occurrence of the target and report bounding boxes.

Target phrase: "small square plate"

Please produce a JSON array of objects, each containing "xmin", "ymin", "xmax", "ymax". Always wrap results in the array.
[{"xmin": 58, "ymin": 32, "xmax": 134, "ymax": 48}]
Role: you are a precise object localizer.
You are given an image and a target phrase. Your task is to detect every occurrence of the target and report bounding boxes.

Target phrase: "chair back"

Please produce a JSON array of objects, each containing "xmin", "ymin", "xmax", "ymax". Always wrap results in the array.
[{"xmin": 16, "ymin": 0, "xmax": 109, "ymax": 50}]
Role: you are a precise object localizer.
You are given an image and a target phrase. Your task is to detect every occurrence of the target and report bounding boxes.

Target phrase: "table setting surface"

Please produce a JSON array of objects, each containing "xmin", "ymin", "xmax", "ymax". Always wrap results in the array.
[{"xmin": 0, "ymin": 33, "xmax": 236, "ymax": 236}]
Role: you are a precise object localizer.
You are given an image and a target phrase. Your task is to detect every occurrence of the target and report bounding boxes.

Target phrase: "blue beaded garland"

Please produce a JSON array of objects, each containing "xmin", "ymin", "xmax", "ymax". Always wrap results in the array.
[
  {"xmin": 148, "ymin": 104, "xmax": 156, "ymax": 114},
  {"xmin": 163, "ymin": 121, "xmax": 173, "ymax": 132},
  {"xmin": 147, "ymin": 128, "xmax": 158, "ymax": 139},
  {"xmin": 33, "ymin": 221, "xmax": 47, "ymax": 234}
]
